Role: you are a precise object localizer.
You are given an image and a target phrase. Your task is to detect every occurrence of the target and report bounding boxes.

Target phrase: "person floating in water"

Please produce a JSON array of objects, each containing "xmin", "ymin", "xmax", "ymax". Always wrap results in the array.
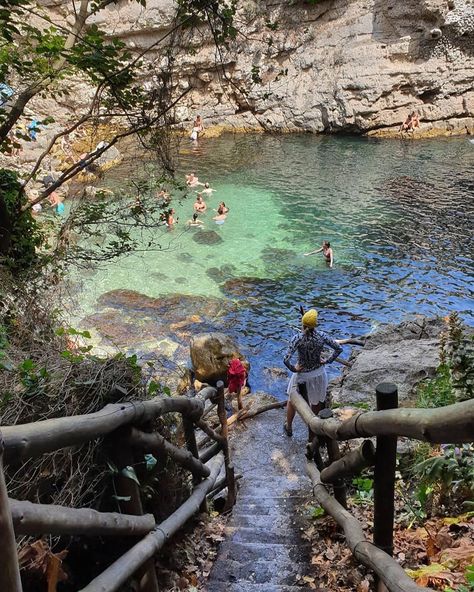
[
  {"xmin": 304, "ymin": 240, "xmax": 333, "ymax": 267},
  {"xmin": 194, "ymin": 194, "xmax": 207, "ymax": 213},
  {"xmin": 187, "ymin": 213, "xmax": 204, "ymax": 227},
  {"xmin": 283, "ymin": 309, "xmax": 342, "ymax": 437}
]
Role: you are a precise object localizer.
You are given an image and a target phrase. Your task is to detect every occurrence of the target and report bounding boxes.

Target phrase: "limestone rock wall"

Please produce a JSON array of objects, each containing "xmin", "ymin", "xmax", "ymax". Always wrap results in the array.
[{"xmin": 43, "ymin": 0, "xmax": 474, "ymax": 136}]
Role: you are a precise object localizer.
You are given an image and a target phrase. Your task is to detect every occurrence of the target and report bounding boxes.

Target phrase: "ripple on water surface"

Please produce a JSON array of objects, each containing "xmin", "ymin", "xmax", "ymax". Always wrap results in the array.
[{"xmin": 72, "ymin": 134, "xmax": 474, "ymax": 396}]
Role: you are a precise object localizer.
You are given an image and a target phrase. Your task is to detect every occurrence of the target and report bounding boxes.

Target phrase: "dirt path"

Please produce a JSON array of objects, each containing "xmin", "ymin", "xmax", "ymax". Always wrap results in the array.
[{"xmin": 206, "ymin": 407, "xmax": 316, "ymax": 592}]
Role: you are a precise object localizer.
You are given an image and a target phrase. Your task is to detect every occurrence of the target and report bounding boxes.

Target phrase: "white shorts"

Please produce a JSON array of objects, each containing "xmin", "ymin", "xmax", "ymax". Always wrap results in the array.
[{"xmin": 287, "ymin": 366, "xmax": 328, "ymax": 405}]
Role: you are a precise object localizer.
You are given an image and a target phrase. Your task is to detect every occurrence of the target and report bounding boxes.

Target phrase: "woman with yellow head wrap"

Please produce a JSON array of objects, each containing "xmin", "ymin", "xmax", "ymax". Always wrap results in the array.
[{"xmin": 283, "ymin": 309, "xmax": 342, "ymax": 437}]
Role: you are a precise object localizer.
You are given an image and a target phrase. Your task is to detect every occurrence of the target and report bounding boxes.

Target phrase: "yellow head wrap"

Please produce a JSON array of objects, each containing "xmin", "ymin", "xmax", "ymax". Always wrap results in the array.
[{"xmin": 302, "ymin": 309, "xmax": 318, "ymax": 328}]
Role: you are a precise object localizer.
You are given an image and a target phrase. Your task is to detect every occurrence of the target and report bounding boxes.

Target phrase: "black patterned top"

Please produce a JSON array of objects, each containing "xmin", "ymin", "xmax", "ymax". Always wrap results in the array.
[{"xmin": 284, "ymin": 329, "xmax": 342, "ymax": 373}]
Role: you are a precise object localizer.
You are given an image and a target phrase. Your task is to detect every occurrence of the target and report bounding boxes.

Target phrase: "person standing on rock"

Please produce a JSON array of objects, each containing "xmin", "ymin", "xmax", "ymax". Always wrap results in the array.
[{"xmin": 283, "ymin": 309, "xmax": 342, "ymax": 437}]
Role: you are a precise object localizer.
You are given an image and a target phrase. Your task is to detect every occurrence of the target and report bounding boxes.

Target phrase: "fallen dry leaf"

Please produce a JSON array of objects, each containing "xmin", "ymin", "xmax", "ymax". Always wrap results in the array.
[{"xmin": 357, "ymin": 579, "xmax": 370, "ymax": 592}]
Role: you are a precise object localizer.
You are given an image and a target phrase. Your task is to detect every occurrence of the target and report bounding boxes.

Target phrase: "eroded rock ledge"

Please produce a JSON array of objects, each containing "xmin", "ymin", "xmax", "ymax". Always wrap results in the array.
[
  {"xmin": 330, "ymin": 316, "xmax": 446, "ymax": 405},
  {"xmin": 90, "ymin": 0, "xmax": 474, "ymax": 137}
]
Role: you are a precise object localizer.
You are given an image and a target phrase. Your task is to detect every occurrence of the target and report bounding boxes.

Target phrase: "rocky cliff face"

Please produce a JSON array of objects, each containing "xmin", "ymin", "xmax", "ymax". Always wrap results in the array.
[{"xmin": 90, "ymin": 0, "xmax": 474, "ymax": 136}]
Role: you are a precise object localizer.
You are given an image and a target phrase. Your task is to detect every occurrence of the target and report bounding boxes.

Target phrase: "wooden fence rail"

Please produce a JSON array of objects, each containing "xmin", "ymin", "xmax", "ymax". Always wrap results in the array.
[
  {"xmin": 291, "ymin": 383, "xmax": 474, "ymax": 592},
  {"xmin": 0, "ymin": 384, "xmax": 236, "ymax": 592}
]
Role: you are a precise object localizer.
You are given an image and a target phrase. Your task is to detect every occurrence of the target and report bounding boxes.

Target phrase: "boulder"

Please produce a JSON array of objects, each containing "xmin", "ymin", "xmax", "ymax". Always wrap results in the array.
[
  {"xmin": 190, "ymin": 332, "xmax": 249, "ymax": 384},
  {"xmin": 330, "ymin": 316, "xmax": 445, "ymax": 405}
]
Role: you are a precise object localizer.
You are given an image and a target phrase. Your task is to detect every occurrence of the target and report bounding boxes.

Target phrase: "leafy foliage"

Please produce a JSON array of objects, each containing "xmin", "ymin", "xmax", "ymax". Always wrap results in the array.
[
  {"xmin": 0, "ymin": 169, "xmax": 44, "ymax": 270},
  {"xmin": 413, "ymin": 444, "xmax": 474, "ymax": 503}
]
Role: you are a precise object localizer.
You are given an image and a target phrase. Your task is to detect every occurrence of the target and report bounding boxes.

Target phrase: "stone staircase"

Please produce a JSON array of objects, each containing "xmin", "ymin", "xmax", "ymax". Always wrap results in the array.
[{"xmin": 206, "ymin": 408, "xmax": 316, "ymax": 592}]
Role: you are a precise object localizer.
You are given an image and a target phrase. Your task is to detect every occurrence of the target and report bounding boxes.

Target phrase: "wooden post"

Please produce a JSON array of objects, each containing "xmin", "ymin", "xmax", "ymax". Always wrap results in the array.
[
  {"xmin": 216, "ymin": 380, "xmax": 236, "ymax": 510},
  {"xmin": 0, "ymin": 436, "xmax": 23, "ymax": 592},
  {"xmin": 182, "ymin": 411, "xmax": 208, "ymax": 513},
  {"xmin": 319, "ymin": 409, "xmax": 347, "ymax": 509},
  {"xmin": 373, "ymin": 383, "xmax": 398, "ymax": 592},
  {"xmin": 107, "ymin": 428, "xmax": 159, "ymax": 592}
]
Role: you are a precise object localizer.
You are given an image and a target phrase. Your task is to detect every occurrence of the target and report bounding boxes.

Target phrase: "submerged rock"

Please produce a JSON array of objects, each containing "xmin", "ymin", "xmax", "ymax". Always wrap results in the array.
[
  {"xmin": 88, "ymin": 290, "xmax": 236, "ymax": 361},
  {"xmin": 222, "ymin": 276, "xmax": 278, "ymax": 297},
  {"xmin": 330, "ymin": 315, "xmax": 445, "ymax": 405},
  {"xmin": 192, "ymin": 230, "xmax": 223, "ymax": 245},
  {"xmin": 190, "ymin": 332, "xmax": 250, "ymax": 384},
  {"xmin": 206, "ymin": 264, "xmax": 236, "ymax": 283}
]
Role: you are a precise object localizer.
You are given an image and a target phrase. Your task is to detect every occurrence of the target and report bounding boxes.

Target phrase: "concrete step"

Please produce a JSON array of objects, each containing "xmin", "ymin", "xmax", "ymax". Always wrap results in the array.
[
  {"xmin": 224, "ymin": 525, "xmax": 303, "ymax": 545},
  {"xmin": 206, "ymin": 583, "xmax": 318, "ymax": 592},
  {"xmin": 214, "ymin": 540, "xmax": 309, "ymax": 563},
  {"xmin": 209, "ymin": 556, "xmax": 310, "ymax": 585},
  {"xmin": 238, "ymin": 477, "xmax": 311, "ymax": 496},
  {"xmin": 228, "ymin": 514, "xmax": 299, "ymax": 529},
  {"xmin": 209, "ymin": 541, "xmax": 310, "ymax": 584}
]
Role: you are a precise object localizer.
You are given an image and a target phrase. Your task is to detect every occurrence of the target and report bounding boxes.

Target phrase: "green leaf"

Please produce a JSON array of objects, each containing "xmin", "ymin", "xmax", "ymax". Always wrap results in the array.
[
  {"xmin": 148, "ymin": 380, "xmax": 159, "ymax": 395},
  {"xmin": 310, "ymin": 506, "xmax": 326, "ymax": 518}
]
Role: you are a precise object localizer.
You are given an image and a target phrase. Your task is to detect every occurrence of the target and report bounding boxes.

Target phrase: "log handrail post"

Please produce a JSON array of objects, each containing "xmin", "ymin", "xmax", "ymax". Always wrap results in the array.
[
  {"xmin": 373, "ymin": 382, "xmax": 398, "ymax": 591},
  {"xmin": 216, "ymin": 380, "xmax": 236, "ymax": 510},
  {"xmin": 107, "ymin": 428, "xmax": 159, "ymax": 592},
  {"xmin": 321, "ymin": 409, "xmax": 347, "ymax": 510},
  {"xmin": 183, "ymin": 409, "xmax": 208, "ymax": 513},
  {"xmin": 0, "ymin": 436, "xmax": 23, "ymax": 592}
]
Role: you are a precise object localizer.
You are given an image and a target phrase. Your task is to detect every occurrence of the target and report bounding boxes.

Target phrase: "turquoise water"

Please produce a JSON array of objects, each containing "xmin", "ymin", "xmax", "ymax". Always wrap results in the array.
[{"xmin": 73, "ymin": 134, "xmax": 474, "ymax": 395}]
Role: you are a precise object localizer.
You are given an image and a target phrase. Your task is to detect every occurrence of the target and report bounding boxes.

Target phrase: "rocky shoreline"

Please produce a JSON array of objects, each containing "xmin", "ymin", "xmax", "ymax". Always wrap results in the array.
[
  {"xmin": 83, "ymin": 289, "xmax": 449, "ymax": 408},
  {"xmin": 329, "ymin": 315, "xmax": 446, "ymax": 406}
]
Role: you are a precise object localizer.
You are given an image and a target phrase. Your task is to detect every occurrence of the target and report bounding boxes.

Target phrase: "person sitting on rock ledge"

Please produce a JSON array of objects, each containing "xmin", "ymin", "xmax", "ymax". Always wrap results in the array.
[
  {"xmin": 283, "ymin": 309, "xmax": 342, "ymax": 438},
  {"xmin": 400, "ymin": 111, "xmax": 420, "ymax": 133}
]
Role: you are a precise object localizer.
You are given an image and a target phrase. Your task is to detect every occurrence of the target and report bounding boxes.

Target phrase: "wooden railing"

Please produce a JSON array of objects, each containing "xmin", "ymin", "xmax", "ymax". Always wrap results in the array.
[
  {"xmin": 291, "ymin": 383, "xmax": 474, "ymax": 592},
  {"xmin": 0, "ymin": 381, "xmax": 234, "ymax": 592}
]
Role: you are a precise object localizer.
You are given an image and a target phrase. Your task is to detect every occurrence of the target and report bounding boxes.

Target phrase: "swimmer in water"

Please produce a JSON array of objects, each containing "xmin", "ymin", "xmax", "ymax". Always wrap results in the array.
[
  {"xmin": 214, "ymin": 202, "xmax": 229, "ymax": 215},
  {"xmin": 186, "ymin": 172, "xmax": 203, "ymax": 187},
  {"xmin": 187, "ymin": 213, "xmax": 204, "ymax": 227},
  {"xmin": 194, "ymin": 194, "xmax": 207, "ymax": 213},
  {"xmin": 165, "ymin": 208, "xmax": 177, "ymax": 228},
  {"xmin": 304, "ymin": 240, "xmax": 333, "ymax": 268},
  {"xmin": 213, "ymin": 202, "xmax": 229, "ymax": 223},
  {"xmin": 201, "ymin": 182, "xmax": 215, "ymax": 195}
]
